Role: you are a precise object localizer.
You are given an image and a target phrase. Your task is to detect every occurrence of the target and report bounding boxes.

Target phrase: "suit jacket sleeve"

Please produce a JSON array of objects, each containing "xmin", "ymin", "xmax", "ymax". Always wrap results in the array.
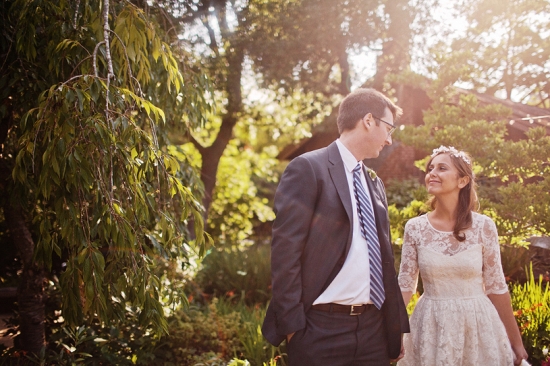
[{"xmin": 268, "ymin": 155, "xmax": 318, "ymax": 338}]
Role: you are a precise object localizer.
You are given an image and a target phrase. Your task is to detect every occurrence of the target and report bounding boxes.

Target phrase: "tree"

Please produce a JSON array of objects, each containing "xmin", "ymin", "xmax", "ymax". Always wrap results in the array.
[
  {"xmin": 433, "ymin": 0, "xmax": 550, "ymax": 106},
  {"xmin": 392, "ymin": 0, "xmax": 550, "ymax": 245},
  {"xmin": 0, "ymin": 0, "xmax": 211, "ymax": 353},
  {"xmin": 149, "ymin": 0, "xmax": 437, "ymax": 223},
  {"xmin": 395, "ymin": 90, "xmax": 550, "ymax": 246}
]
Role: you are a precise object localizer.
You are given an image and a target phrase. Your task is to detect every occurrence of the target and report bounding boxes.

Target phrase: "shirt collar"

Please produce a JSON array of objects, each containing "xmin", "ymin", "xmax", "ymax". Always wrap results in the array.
[{"xmin": 336, "ymin": 139, "xmax": 362, "ymax": 173}]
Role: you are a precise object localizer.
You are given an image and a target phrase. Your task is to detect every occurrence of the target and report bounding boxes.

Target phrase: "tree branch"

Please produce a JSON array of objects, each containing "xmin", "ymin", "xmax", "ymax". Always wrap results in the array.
[
  {"xmin": 102, "ymin": 0, "xmax": 115, "ymax": 198},
  {"xmin": 102, "ymin": 0, "xmax": 114, "ymax": 79},
  {"xmin": 108, "ymin": 29, "xmax": 144, "ymax": 97},
  {"xmin": 202, "ymin": 15, "xmax": 220, "ymax": 57},
  {"xmin": 73, "ymin": 0, "xmax": 81, "ymax": 29},
  {"xmin": 190, "ymin": 134, "xmax": 206, "ymax": 155},
  {"xmin": 92, "ymin": 41, "xmax": 105, "ymax": 77}
]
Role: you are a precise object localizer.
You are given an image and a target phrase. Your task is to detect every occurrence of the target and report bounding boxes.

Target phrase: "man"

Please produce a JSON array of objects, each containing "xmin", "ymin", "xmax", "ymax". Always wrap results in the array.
[{"xmin": 262, "ymin": 88, "xmax": 410, "ymax": 365}]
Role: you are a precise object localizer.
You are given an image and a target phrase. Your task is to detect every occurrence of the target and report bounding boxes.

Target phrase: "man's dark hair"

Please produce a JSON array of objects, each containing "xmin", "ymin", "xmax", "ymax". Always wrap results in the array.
[{"xmin": 337, "ymin": 88, "xmax": 403, "ymax": 134}]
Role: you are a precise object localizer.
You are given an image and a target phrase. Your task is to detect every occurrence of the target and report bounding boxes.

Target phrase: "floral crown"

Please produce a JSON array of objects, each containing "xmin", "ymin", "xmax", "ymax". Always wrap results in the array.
[{"xmin": 431, "ymin": 146, "xmax": 471, "ymax": 165}]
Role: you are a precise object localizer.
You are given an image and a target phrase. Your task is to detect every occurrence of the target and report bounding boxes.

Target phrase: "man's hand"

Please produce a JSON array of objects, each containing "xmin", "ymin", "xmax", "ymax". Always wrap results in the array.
[
  {"xmin": 286, "ymin": 332, "xmax": 296, "ymax": 343},
  {"xmin": 390, "ymin": 343, "xmax": 405, "ymax": 362},
  {"xmin": 390, "ymin": 338, "xmax": 405, "ymax": 362}
]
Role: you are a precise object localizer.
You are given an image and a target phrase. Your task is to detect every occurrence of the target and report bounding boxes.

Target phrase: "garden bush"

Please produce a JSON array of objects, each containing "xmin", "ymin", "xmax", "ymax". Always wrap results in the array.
[
  {"xmin": 194, "ymin": 244, "xmax": 272, "ymax": 305},
  {"xmin": 0, "ymin": 298, "xmax": 282, "ymax": 366},
  {"xmin": 385, "ymin": 178, "xmax": 427, "ymax": 209},
  {"xmin": 510, "ymin": 265, "xmax": 550, "ymax": 366},
  {"xmin": 152, "ymin": 298, "xmax": 282, "ymax": 366}
]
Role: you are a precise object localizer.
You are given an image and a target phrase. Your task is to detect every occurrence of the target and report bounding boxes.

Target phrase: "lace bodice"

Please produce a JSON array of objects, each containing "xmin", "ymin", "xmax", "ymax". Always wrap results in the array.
[{"xmin": 398, "ymin": 212, "xmax": 508, "ymax": 297}]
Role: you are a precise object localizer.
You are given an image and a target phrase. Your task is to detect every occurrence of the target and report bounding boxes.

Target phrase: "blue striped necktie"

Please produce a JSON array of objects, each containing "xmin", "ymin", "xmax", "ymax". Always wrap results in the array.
[{"xmin": 352, "ymin": 163, "xmax": 385, "ymax": 310}]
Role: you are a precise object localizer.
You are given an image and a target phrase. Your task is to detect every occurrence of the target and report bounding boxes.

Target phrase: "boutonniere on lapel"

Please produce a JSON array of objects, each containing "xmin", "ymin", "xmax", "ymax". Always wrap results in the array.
[{"xmin": 367, "ymin": 168, "xmax": 377, "ymax": 181}]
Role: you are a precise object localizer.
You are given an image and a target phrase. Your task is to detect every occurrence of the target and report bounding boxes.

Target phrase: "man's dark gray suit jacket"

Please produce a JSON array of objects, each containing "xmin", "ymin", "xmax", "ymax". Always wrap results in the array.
[{"xmin": 262, "ymin": 141, "xmax": 410, "ymax": 359}]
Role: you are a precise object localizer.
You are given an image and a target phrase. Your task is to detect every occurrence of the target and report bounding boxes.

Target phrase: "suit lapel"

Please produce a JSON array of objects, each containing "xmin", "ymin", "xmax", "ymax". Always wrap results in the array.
[
  {"xmin": 326, "ymin": 142, "xmax": 390, "ymax": 258},
  {"xmin": 327, "ymin": 142, "xmax": 353, "ymax": 234},
  {"xmin": 364, "ymin": 167, "xmax": 392, "ymax": 260}
]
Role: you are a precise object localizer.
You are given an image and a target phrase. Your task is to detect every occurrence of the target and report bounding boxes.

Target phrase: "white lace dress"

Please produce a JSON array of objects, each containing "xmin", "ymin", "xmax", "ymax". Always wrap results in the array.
[{"xmin": 397, "ymin": 213, "xmax": 514, "ymax": 366}]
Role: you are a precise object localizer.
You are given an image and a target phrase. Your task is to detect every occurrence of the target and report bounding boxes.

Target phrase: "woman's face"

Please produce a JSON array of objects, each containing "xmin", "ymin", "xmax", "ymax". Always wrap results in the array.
[{"xmin": 425, "ymin": 153, "xmax": 468, "ymax": 196}]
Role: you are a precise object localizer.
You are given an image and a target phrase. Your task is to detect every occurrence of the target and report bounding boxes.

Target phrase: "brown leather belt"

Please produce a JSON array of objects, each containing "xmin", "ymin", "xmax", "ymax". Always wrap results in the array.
[{"xmin": 311, "ymin": 303, "xmax": 373, "ymax": 316}]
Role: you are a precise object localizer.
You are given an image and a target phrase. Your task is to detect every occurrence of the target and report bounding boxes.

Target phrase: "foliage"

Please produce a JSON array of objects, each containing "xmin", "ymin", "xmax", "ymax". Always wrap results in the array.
[
  {"xmin": 0, "ymin": 211, "xmax": 18, "ymax": 288},
  {"xmin": 152, "ymin": 298, "xmax": 281, "ymax": 366},
  {"xmin": 405, "ymin": 293, "xmax": 420, "ymax": 317},
  {"xmin": 437, "ymin": 0, "xmax": 550, "ymax": 105},
  {"xmin": 194, "ymin": 244, "xmax": 272, "ymax": 305},
  {"xmin": 395, "ymin": 92, "xmax": 550, "ymax": 246},
  {"xmin": 500, "ymin": 245, "xmax": 531, "ymax": 282},
  {"xmin": 0, "ymin": 0, "xmax": 213, "ymax": 349},
  {"xmin": 157, "ymin": 299, "xmax": 244, "ymax": 365},
  {"xmin": 385, "ymin": 178, "xmax": 427, "ymax": 209},
  {"xmin": 182, "ymin": 139, "xmax": 278, "ymax": 245},
  {"xmin": 146, "ymin": 0, "xmax": 439, "ymax": 231},
  {"xmin": 0, "ymin": 254, "xmax": 196, "ymax": 365},
  {"xmin": 1, "ymin": 310, "xmax": 164, "ymax": 365},
  {"xmin": 0, "ymin": 296, "xmax": 281, "ymax": 366},
  {"xmin": 388, "ymin": 200, "xmax": 428, "ymax": 246},
  {"xmin": 511, "ymin": 265, "xmax": 550, "ymax": 365},
  {"xmin": 235, "ymin": 305, "xmax": 281, "ymax": 366}
]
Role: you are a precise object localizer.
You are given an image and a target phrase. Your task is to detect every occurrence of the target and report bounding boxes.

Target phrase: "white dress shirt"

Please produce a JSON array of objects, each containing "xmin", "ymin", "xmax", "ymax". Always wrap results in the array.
[{"xmin": 313, "ymin": 139, "xmax": 377, "ymax": 305}]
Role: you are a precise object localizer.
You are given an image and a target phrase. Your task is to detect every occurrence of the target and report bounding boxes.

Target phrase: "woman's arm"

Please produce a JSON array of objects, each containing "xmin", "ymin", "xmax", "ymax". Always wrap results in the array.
[
  {"xmin": 401, "ymin": 291, "xmax": 413, "ymax": 308},
  {"xmin": 398, "ymin": 220, "xmax": 419, "ymax": 306},
  {"xmin": 488, "ymin": 292, "xmax": 528, "ymax": 365}
]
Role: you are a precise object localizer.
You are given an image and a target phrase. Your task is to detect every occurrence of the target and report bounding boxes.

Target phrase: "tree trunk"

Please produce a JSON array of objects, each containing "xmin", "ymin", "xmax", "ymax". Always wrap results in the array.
[
  {"xmin": 199, "ymin": 46, "xmax": 244, "ymax": 216},
  {"xmin": 4, "ymin": 202, "xmax": 46, "ymax": 354}
]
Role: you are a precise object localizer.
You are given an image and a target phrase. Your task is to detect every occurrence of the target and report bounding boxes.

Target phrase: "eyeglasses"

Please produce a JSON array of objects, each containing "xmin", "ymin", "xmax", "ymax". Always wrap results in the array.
[{"xmin": 372, "ymin": 116, "xmax": 397, "ymax": 136}]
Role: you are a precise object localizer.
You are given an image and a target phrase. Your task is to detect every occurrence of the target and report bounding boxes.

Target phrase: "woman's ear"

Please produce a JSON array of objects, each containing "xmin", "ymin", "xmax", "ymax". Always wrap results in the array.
[{"xmin": 458, "ymin": 176, "xmax": 470, "ymax": 189}]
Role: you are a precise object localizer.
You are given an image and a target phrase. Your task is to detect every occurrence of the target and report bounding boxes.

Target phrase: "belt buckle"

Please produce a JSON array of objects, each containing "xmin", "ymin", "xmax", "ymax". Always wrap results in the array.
[{"xmin": 350, "ymin": 304, "xmax": 362, "ymax": 316}]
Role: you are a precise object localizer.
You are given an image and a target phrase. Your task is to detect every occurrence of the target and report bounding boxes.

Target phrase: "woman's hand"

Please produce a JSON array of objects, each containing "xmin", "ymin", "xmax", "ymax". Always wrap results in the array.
[{"xmin": 512, "ymin": 344, "xmax": 529, "ymax": 366}]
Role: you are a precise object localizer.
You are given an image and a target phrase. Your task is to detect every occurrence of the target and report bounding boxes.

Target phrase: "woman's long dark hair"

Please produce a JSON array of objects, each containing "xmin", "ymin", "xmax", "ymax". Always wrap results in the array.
[{"xmin": 427, "ymin": 150, "xmax": 478, "ymax": 241}]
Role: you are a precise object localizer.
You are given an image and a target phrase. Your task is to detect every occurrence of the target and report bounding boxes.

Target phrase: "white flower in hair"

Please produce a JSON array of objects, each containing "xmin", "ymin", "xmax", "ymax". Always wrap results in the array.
[{"xmin": 431, "ymin": 145, "xmax": 471, "ymax": 165}]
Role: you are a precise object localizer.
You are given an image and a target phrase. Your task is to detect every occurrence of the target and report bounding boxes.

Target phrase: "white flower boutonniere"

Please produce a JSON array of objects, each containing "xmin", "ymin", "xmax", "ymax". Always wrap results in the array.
[{"xmin": 367, "ymin": 168, "xmax": 377, "ymax": 181}]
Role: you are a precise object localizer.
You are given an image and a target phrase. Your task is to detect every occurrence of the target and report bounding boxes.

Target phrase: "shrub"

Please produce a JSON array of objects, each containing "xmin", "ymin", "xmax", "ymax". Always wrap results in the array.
[
  {"xmin": 157, "ymin": 298, "xmax": 244, "ymax": 365},
  {"xmin": 510, "ymin": 264, "xmax": 550, "ymax": 366},
  {"xmin": 0, "ymin": 312, "xmax": 163, "ymax": 365},
  {"xmin": 500, "ymin": 245, "xmax": 531, "ymax": 282},
  {"xmin": 153, "ymin": 298, "xmax": 282, "ymax": 366},
  {"xmin": 194, "ymin": 244, "xmax": 272, "ymax": 305},
  {"xmin": 385, "ymin": 178, "xmax": 427, "ymax": 209}
]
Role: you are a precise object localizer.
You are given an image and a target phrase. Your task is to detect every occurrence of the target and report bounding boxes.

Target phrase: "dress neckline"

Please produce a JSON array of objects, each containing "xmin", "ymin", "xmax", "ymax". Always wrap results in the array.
[{"xmin": 424, "ymin": 214, "xmax": 453, "ymax": 234}]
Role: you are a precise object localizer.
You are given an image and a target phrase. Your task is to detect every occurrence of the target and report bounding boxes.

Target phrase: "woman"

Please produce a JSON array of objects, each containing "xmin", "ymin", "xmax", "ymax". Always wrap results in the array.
[{"xmin": 397, "ymin": 146, "xmax": 528, "ymax": 366}]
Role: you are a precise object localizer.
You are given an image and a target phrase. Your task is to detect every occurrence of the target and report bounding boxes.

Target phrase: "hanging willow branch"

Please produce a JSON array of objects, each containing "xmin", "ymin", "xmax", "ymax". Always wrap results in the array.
[
  {"xmin": 102, "ymin": 0, "xmax": 114, "ymax": 108},
  {"xmin": 92, "ymin": 41, "xmax": 105, "ymax": 77},
  {"xmin": 73, "ymin": 0, "xmax": 81, "ymax": 29},
  {"xmin": 102, "ymin": 0, "xmax": 115, "ymax": 200}
]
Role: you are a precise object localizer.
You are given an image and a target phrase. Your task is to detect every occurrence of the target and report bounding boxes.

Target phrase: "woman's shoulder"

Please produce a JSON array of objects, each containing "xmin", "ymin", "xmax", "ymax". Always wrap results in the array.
[
  {"xmin": 471, "ymin": 212, "xmax": 495, "ymax": 224},
  {"xmin": 471, "ymin": 212, "xmax": 498, "ymax": 232},
  {"xmin": 405, "ymin": 214, "xmax": 428, "ymax": 229}
]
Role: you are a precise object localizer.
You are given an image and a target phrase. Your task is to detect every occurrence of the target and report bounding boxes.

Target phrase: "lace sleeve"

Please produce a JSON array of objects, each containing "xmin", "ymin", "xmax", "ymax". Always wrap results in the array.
[
  {"xmin": 398, "ymin": 219, "xmax": 419, "ymax": 293},
  {"xmin": 481, "ymin": 216, "xmax": 509, "ymax": 295}
]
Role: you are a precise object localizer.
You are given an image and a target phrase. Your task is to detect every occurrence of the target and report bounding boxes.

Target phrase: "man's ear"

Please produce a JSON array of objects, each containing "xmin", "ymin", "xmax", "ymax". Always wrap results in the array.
[
  {"xmin": 362, "ymin": 113, "xmax": 372, "ymax": 129},
  {"xmin": 458, "ymin": 176, "xmax": 470, "ymax": 189}
]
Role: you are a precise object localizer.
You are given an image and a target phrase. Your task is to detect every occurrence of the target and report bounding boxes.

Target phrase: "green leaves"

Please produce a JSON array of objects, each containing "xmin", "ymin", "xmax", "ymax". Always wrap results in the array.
[
  {"xmin": 395, "ymin": 90, "xmax": 550, "ymax": 245},
  {"xmin": 441, "ymin": 0, "xmax": 550, "ymax": 103},
  {"xmin": 4, "ymin": 0, "xmax": 212, "ymax": 335}
]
